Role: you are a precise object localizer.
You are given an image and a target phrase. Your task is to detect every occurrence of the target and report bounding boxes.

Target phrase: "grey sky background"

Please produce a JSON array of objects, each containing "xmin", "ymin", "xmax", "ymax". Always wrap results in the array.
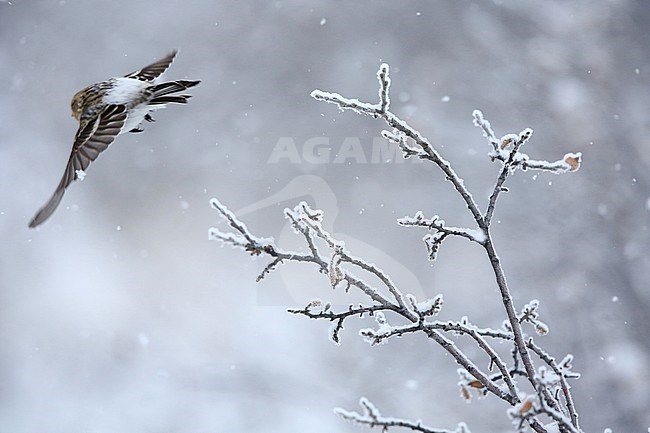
[{"xmin": 1, "ymin": 1, "xmax": 649, "ymax": 432}]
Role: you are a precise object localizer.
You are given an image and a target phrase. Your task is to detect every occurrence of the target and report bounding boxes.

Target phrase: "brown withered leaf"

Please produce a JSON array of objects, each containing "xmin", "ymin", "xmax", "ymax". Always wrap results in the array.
[
  {"xmin": 564, "ymin": 154, "xmax": 581, "ymax": 171},
  {"xmin": 518, "ymin": 399, "xmax": 533, "ymax": 414},
  {"xmin": 468, "ymin": 380, "xmax": 485, "ymax": 389}
]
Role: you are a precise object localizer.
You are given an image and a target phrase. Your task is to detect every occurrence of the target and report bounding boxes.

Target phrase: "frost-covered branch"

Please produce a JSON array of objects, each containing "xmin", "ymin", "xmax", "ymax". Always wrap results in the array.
[
  {"xmin": 528, "ymin": 344, "xmax": 581, "ymax": 430},
  {"xmin": 484, "ymin": 128, "xmax": 532, "ymax": 226},
  {"xmin": 336, "ymin": 397, "xmax": 472, "ymax": 433},
  {"xmin": 398, "ymin": 211, "xmax": 486, "ymax": 244},
  {"xmin": 398, "ymin": 211, "xmax": 486, "ymax": 261},
  {"xmin": 288, "ymin": 301, "xmax": 397, "ymax": 344},
  {"xmin": 313, "ymin": 64, "xmax": 569, "ymax": 403},
  {"xmin": 288, "ymin": 204, "xmax": 416, "ymax": 320},
  {"xmin": 472, "ymin": 110, "xmax": 582, "ymax": 176},
  {"xmin": 312, "ymin": 64, "xmax": 486, "ymax": 228},
  {"xmin": 210, "ymin": 200, "xmax": 420, "ymax": 337},
  {"xmin": 212, "ymin": 62, "xmax": 585, "ymax": 433},
  {"xmin": 209, "ymin": 199, "xmax": 529, "ymax": 406}
]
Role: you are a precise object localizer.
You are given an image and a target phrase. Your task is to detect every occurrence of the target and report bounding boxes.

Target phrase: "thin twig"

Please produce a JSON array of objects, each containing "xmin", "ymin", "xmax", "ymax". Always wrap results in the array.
[
  {"xmin": 528, "ymin": 341, "xmax": 580, "ymax": 430},
  {"xmin": 336, "ymin": 398, "xmax": 466, "ymax": 433},
  {"xmin": 484, "ymin": 129, "xmax": 532, "ymax": 226}
]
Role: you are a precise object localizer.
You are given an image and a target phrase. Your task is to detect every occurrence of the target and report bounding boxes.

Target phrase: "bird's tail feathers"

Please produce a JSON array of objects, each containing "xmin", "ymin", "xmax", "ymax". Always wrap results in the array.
[
  {"xmin": 28, "ymin": 179, "xmax": 67, "ymax": 228},
  {"xmin": 151, "ymin": 80, "xmax": 200, "ymax": 97},
  {"xmin": 149, "ymin": 94, "xmax": 193, "ymax": 105}
]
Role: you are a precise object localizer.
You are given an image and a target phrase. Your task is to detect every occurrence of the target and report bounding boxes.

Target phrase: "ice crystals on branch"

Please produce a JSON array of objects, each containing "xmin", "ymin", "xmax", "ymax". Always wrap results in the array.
[
  {"xmin": 311, "ymin": 63, "xmax": 392, "ymax": 118},
  {"xmin": 360, "ymin": 311, "xmax": 395, "ymax": 345},
  {"xmin": 285, "ymin": 200, "xmax": 324, "ymax": 231},
  {"xmin": 335, "ymin": 397, "xmax": 472, "ymax": 433},
  {"xmin": 398, "ymin": 211, "xmax": 486, "ymax": 260},
  {"xmin": 406, "ymin": 293, "xmax": 444, "ymax": 317},
  {"xmin": 382, "ymin": 128, "xmax": 421, "ymax": 159},
  {"xmin": 472, "ymin": 109, "xmax": 582, "ymax": 174},
  {"xmin": 208, "ymin": 198, "xmax": 275, "ymax": 256},
  {"xmin": 423, "ymin": 232, "xmax": 447, "ymax": 262},
  {"xmin": 518, "ymin": 299, "xmax": 550, "ymax": 336}
]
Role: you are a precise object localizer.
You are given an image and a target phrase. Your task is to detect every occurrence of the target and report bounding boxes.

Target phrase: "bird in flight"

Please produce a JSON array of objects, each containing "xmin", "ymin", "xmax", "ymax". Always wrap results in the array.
[{"xmin": 28, "ymin": 50, "xmax": 200, "ymax": 228}]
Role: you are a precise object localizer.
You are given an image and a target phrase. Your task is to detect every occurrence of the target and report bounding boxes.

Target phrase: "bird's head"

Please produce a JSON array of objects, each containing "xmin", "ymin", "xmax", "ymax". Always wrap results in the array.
[{"xmin": 70, "ymin": 88, "xmax": 87, "ymax": 121}]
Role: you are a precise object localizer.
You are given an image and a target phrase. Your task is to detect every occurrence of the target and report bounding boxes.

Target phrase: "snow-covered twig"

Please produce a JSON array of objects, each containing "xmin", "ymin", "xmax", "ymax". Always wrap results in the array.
[
  {"xmin": 360, "ymin": 319, "xmax": 516, "ymax": 404},
  {"xmin": 312, "ymin": 64, "xmax": 486, "ymax": 227},
  {"xmin": 472, "ymin": 109, "xmax": 500, "ymax": 152},
  {"xmin": 484, "ymin": 128, "xmax": 532, "ymax": 226},
  {"xmin": 336, "ymin": 397, "xmax": 471, "ymax": 433},
  {"xmin": 528, "ymin": 343, "xmax": 581, "ymax": 430},
  {"xmin": 292, "ymin": 205, "xmax": 416, "ymax": 320},
  {"xmin": 209, "ymin": 198, "xmax": 273, "ymax": 253},
  {"xmin": 210, "ymin": 200, "xmax": 418, "ymax": 334},
  {"xmin": 398, "ymin": 211, "xmax": 486, "ymax": 245},
  {"xmin": 472, "ymin": 110, "xmax": 582, "ymax": 176},
  {"xmin": 288, "ymin": 302, "xmax": 396, "ymax": 344}
]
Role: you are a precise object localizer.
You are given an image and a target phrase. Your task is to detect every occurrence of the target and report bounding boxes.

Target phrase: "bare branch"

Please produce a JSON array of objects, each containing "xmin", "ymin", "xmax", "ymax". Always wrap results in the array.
[
  {"xmin": 336, "ymin": 397, "xmax": 471, "ymax": 433},
  {"xmin": 485, "ymin": 128, "xmax": 533, "ymax": 226},
  {"xmin": 482, "ymin": 235, "xmax": 540, "ymax": 391},
  {"xmin": 289, "ymin": 302, "xmax": 395, "ymax": 344},
  {"xmin": 293, "ymin": 207, "xmax": 416, "ymax": 320},
  {"xmin": 382, "ymin": 128, "xmax": 426, "ymax": 159},
  {"xmin": 312, "ymin": 66, "xmax": 554, "ymax": 404},
  {"xmin": 528, "ymin": 342, "xmax": 581, "ymax": 430},
  {"xmin": 377, "ymin": 63, "xmax": 391, "ymax": 113},
  {"xmin": 472, "ymin": 109, "xmax": 500, "ymax": 152},
  {"xmin": 256, "ymin": 257, "xmax": 282, "ymax": 282},
  {"xmin": 358, "ymin": 319, "xmax": 514, "ymax": 404},
  {"xmin": 433, "ymin": 320, "xmax": 519, "ymax": 401},
  {"xmin": 311, "ymin": 89, "xmax": 382, "ymax": 117},
  {"xmin": 473, "ymin": 110, "xmax": 582, "ymax": 175},
  {"xmin": 313, "ymin": 67, "xmax": 486, "ymax": 228},
  {"xmin": 398, "ymin": 211, "xmax": 486, "ymax": 244}
]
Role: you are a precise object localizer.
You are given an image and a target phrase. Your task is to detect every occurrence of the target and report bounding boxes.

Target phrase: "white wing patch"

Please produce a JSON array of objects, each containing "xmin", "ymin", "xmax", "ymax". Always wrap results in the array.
[{"xmin": 104, "ymin": 78, "xmax": 149, "ymax": 105}]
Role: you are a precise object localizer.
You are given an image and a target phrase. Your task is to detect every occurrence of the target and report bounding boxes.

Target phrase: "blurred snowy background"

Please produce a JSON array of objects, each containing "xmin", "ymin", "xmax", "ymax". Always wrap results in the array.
[{"xmin": 1, "ymin": 0, "xmax": 649, "ymax": 432}]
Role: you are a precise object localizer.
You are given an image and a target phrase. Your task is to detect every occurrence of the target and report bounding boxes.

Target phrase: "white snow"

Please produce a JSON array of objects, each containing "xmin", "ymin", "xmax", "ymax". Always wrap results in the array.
[
  {"xmin": 408, "ymin": 294, "xmax": 443, "ymax": 316},
  {"xmin": 543, "ymin": 422, "xmax": 560, "ymax": 433},
  {"xmin": 405, "ymin": 379, "xmax": 419, "ymax": 390}
]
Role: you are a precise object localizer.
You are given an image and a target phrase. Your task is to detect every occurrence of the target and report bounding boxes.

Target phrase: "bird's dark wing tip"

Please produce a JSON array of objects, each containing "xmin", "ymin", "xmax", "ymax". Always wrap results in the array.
[
  {"xmin": 28, "ymin": 187, "xmax": 66, "ymax": 229},
  {"xmin": 125, "ymin": 50, "xmax": 180, "ymax": 82}
]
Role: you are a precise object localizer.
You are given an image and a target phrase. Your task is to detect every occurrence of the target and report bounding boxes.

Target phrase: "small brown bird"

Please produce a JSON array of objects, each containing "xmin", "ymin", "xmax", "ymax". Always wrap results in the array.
[{"xmin": 28, "ymin": 50, "xmax": 200, "ymax": 228}]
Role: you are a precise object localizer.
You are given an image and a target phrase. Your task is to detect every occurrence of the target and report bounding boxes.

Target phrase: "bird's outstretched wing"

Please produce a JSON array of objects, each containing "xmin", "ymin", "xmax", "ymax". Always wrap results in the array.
[
  {"xmin": 28, "ymin": 104, "xmax": 127, "ymax": 228},
  {"xmin": 124, "ymin": 50, "xmax": 178, "ymax": 82}
]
